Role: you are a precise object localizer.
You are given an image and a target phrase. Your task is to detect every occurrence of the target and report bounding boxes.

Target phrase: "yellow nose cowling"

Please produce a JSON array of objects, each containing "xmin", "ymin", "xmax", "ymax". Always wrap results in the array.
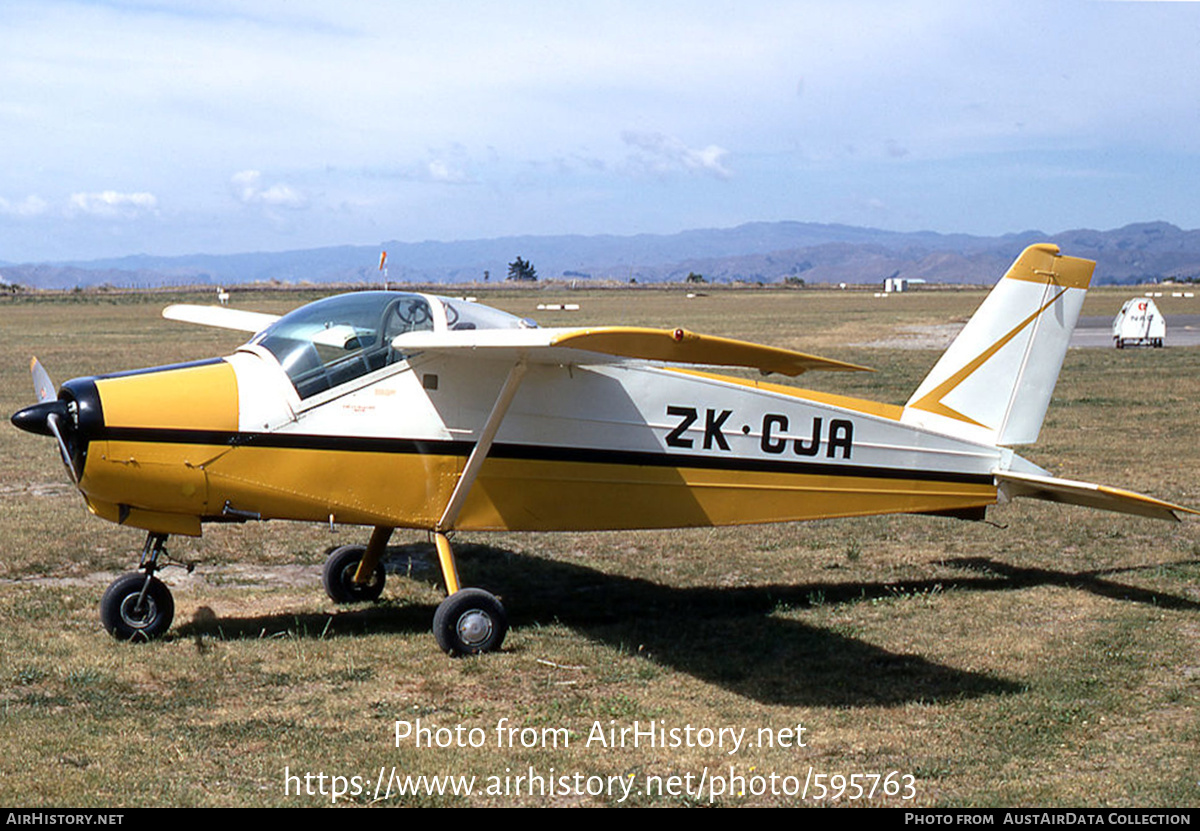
[{"xmin": 80, "ymin": 360, "xmax": 239, "ymax": 536}]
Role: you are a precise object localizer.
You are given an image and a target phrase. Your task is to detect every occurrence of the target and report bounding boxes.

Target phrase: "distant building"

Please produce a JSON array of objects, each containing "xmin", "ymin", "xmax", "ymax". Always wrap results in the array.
[{"xmin": 884, "ymin": 277, "xmax": 926, "ymax": 293}]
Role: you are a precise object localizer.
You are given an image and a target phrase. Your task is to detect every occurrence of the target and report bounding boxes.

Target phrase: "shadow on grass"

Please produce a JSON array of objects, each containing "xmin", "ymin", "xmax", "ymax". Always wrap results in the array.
[
  {"xmin": 938, "ymin": 556, "xmax": 1200, "ymax": 612},
  {"xmin": 175, "ymin": 541, "xmax": 1196, "ymax": 707}
]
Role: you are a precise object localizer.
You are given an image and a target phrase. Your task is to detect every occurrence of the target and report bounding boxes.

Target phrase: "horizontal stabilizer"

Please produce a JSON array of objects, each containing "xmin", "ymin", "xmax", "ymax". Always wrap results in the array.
[
  {"xmin": 392, "ymin": 326, "xmax": 871, "ymax": 376},
  {"xmin": 996, "ymin": 470, "xmax": 1198, "ymax": 522},
  {"xmin": 163, "ymin": 304, "xmax": 280, "ymax": 334}
]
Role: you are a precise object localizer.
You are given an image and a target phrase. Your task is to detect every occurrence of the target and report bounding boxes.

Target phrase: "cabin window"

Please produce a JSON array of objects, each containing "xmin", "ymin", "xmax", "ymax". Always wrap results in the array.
[
  {"xmin": 252, "ymin": 292, "xmax": 434, "ymax": 398},
  {"xmin": 441, "ymin": 299, "xmax": 534, "ymax": 331}
]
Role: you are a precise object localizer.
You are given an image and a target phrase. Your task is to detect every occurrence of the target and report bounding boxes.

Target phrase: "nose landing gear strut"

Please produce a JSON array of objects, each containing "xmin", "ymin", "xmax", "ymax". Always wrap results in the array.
[{"xmin": 99, "ymin": 532, "xmax": 188, "ymax": 641}]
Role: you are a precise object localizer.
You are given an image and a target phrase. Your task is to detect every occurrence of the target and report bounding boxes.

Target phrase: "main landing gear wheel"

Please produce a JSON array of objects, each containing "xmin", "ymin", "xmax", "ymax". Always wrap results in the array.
[
  {"xmin": 100, "ymin": 572, "xmax": 175, "ymax": 641},
  {"xmin": 323, "ymin": 544, "xmax": 386, "ymax": 603},
  {"xmin": 433, "ymin": 588, "xmax": 508, "ymax": 656}
]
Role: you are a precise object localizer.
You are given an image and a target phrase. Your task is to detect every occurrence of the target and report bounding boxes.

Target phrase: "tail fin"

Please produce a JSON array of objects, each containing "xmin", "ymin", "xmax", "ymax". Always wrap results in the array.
[{"xmin": 902, "ymin": 244, "xmax": 1095, "ymax": 446}]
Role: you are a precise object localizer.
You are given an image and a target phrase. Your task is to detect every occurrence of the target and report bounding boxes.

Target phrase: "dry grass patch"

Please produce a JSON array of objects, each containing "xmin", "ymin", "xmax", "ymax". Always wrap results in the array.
[{"xmin": 1, "ymin": 288, "xmax": 1197, "ymax": 807}]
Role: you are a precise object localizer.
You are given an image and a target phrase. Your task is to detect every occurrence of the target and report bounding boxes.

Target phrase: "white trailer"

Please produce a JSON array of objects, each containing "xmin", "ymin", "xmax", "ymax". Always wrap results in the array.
[{"xmin": 1112, "ymin": 297, "xmax": 1166, "ymax": 348}]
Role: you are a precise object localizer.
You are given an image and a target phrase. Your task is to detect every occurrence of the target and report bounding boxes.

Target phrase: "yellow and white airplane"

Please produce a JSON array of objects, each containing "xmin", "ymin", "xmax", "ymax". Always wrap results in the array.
[{"xmin": 11, "ymin": 244, "xmax": 1195, "ymax": 654}]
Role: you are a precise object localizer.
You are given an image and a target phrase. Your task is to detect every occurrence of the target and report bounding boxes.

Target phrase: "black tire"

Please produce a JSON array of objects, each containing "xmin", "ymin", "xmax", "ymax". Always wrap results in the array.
[
  {"xmin": 100, "ymin": 572, "xmax": 174, "ymax": 641},
  {"xmin": 432, "ymin": 589, "xmax": 507, "ymax": 656},
  {"xmin": 323, "ymin": 544, "xmax": 386, "ymax": 603},
  {"xmin": 1115, "ymin": 338, "xmax": 1124, "ymax": 349}
]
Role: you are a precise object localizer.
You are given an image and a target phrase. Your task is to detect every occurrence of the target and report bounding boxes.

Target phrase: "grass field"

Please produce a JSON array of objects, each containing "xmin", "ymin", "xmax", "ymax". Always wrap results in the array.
[{"xmin": 0, "ymin": 285, "xmax": 1197, "ymax": 807}]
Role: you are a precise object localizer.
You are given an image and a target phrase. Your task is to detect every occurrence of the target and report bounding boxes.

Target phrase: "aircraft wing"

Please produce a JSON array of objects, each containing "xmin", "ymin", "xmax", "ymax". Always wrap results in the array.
[
  {"xmin": 162, "ymin": 304, "xmax": 281, "ymax": 334},
  {"xmin": 392, "ymin": 326, "xmax": 872, "ymax": 376},
  {"xmin": 995, "ymin": 470, "xmax": 1199, "ymax": 522}
]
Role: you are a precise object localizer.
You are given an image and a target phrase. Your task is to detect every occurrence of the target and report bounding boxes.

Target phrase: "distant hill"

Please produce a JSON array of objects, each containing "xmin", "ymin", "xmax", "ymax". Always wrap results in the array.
[{"xmin": 5, "ymin": 221, "xmax": 1200, "ymax": 290}]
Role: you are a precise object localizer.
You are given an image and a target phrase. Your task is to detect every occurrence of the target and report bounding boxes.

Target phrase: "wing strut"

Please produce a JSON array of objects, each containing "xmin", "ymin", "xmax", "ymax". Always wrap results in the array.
[
  {"xmin": 437, "ymin": 359, "xmax": 529, "ymax": 534},
  {"xmin": 432, "ymin": 359, "xmax": 528, "ymax": 599}
]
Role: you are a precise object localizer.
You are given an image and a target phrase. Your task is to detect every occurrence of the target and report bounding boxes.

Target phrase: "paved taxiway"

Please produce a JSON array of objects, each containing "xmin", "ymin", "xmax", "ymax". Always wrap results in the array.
[{"xmin": 1071, "ymin": 315, "xmax": 1200, "ymax": 348}]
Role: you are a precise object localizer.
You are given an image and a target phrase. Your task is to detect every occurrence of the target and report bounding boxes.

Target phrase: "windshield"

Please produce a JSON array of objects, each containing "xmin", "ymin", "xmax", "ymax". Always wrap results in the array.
[
  {"xmin": 441, "ymin": 298, "xmax": 530, "ymax": 331},
  {"xmin": 249, "ymin": 291, "xmax": 529, "ymax": 398}
]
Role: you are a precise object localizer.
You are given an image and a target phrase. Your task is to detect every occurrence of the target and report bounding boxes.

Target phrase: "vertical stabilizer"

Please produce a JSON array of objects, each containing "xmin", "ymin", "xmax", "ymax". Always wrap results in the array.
[{"xmin": 902, "ymin": 244, "xmax": 1094, "ymax": 445}]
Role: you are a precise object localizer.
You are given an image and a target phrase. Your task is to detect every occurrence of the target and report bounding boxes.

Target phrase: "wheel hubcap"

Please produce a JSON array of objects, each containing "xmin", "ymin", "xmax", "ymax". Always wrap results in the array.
[
  {"xmin": 456, "ymin": 610, "xmax": 493, "ymax": 646},
  {"xmin": 342, "ymin": 563, "xmax": 379, "ymax": 594},
  {"xmin": 119, "ymin": 594, "xmax": 156, "ymax": 628}
]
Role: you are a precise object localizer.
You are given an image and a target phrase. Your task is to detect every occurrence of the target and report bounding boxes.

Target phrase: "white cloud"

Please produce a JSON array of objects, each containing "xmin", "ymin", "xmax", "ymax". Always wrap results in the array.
[
  {"xmin": 0, "ymin": 194, "xmax": 49, "ymax": 217},
  {"xmin": 258, "ymin": 183, "xmax": 306, "ymax": 208},
  {"xmin": 230, "ymin": 170, "xmax": 263, "ymax": 203},
  {"xmin": 621, "ymin": 131, "xmax": 732, "ymax": 179},
  {"xmin": 231, "ymin": 170, "xmax": 307, "ymax": 208},
  {"xmin": 426, "ymin": 159, "xmax": 470, "ymax": 184},
  {"xmin": 66, "ymin": 191, "xmax": 158, "ymax": 218}
]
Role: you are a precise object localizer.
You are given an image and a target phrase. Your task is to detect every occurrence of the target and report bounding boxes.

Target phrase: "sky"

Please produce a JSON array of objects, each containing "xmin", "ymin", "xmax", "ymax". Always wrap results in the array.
[{"xmin": 2, "ymin": 0, "xmax": 1199, "ymax": 262}]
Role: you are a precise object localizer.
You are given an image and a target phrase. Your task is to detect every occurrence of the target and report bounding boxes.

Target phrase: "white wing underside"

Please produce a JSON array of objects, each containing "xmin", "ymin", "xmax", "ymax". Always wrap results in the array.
[{"xmin": 162, "ymin": 304, "xmax": 280, "ymax": 334}]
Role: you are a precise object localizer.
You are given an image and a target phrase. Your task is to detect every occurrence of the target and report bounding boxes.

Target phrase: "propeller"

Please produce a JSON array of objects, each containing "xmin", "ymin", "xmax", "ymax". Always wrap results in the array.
[
  {"xmin": 32, "ymin": 357, "xmax": 55, "ymax": 403},
  {"xmin": 11, "ymin": 358, "xmax": 80, "ymax": 484}
]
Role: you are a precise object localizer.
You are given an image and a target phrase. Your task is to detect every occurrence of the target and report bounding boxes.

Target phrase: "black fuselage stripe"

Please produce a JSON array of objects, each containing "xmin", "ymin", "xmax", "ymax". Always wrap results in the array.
[{"xmin": 95, "ymin": 426, "xmax": 994, "ymax": 486}]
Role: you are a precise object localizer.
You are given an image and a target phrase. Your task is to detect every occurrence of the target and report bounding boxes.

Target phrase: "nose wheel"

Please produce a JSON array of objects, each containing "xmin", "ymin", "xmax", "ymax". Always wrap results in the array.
[
  {"xmin": 100, "ymin": 572, "xmax": 174, "ymax": 640},
  {"xmin": 99, "ymin": 532, "xmax": 178, "ymax": 641}
]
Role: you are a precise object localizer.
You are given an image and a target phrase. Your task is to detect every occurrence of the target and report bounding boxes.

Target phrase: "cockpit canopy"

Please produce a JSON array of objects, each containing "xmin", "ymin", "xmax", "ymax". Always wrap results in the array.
[{"xmin": 248, "ymin": 291, "xmax": 532, "ymax": 398}]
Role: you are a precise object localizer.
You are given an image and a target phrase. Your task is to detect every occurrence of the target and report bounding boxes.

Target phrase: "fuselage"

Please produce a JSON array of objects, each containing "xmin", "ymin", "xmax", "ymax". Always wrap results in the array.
[{"xmin": 68, "ymin": 341, "xmax": 1001, "ymax": 537}]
